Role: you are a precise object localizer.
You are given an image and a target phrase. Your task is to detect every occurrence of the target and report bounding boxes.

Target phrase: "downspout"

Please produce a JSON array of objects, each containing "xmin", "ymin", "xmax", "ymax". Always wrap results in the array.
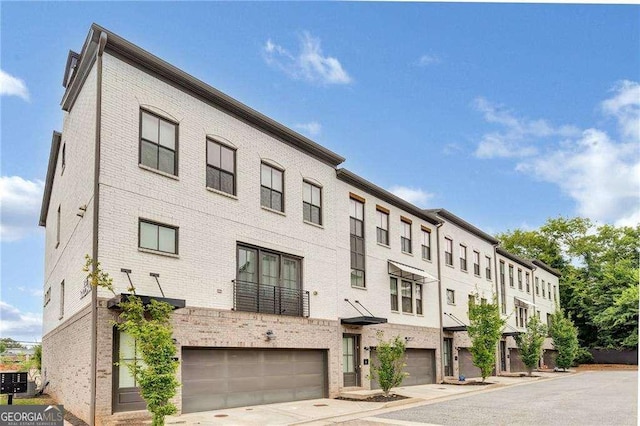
[
  {"xmin": 492, "ymin": 244, "xmax": 500, "ymax": 375},
  {"xmin": 435, "ymin": 222, "xmax": 444, "ymax": 382},
  {"xmin": 90, "ymin": 31, "xmax": 107, "ymax": 426}
]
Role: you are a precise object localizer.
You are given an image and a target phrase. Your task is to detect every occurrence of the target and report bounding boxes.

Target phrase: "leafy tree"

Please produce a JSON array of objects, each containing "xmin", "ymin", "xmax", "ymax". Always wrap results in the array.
[
  {"xmin": 0, "ymin": 338, "xmax": 25, "ymax": 349},
  {"xmin": 0, "ymin": 341, "xmax": 6, "ymax": 354},
  {"xmin": 515, "ymin": 315, "xmax": 547, "ymax": 376},
  {"xmin": 369, "ymin": 333, "xmax": 407, "ymax": 396},
  {"xmin": 467, "ymin": 294, "xmax": 505, "ymax": 382},
  {"xmin": 85, "ymin": 255, "xmax": 179, "ymax": 426},
  {"xmin": 593, "ymin": 284, "xmax": 639, "ymax": 348},
  {"xmin": 549, "ymin": 310, "xmax": 579, "ymax": 370}
]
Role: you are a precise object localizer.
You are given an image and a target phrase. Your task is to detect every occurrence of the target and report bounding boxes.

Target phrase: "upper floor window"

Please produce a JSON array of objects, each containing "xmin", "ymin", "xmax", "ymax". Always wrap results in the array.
[
  {"xmin": 401, "ymin": 280, "xmax": 413, "ymax": 313},
  {"xmin": 445, "ymin": 237, "xmax": 453, "ymax": 266},
  {"xmin": 548, "ymin": 283, "xmax": 552, "ymax": 301},
  {"xmin": 421, "ymin": 228, "xmax": 431, "ymax": 261},
  {"xmin": 553, "ymin": 285, "xmax": 557, "ymax": 302},
  {"xmin": 61, "ymin": 143, "xmax": 66, "ymax": 172},
  {"xmin": 459, "ymin": 245, "xmax": 468, "ymax": 271},
  {"xmin": 446, "ymin": 289, "xmax": 455, "ymax": 305},
  {"xmin": 207, "ymin": 139, "xmax": 236, "ymax": 195},
  {"xmin": 518, "ymin": 269, "xmax": 523, "ymax": 290},
  {"xmin": 400, "ymin": 218, "xmax": 412, "ymax": 254},
  {"xmin": 261, "ymin": 163, "xmax": 284, "ymax": 212},
  {"xmin": 350, "ymin": 196, "xmax": 365, "ymax": 288},
  {"xmin": 140, "ymin": 110, "xmax": 178, "ymax": 176},
  {"xmin": 485, "ymin": 256, "xmax": 492, "ymax": 279},
  {"xmin": 525, "ymin": 272, "xmax": 530, "ymax": 293},
  {"xmin": 542, "ymin": 279, "xmax": 546, "ymax": 298},
  {"xmin": 139, "ymin": 219, "xmax": 178, "ymax": 254},
  {"xmin": 535, "ymin": 277, "xmax": 540, "ymax": 295},
  {"xmin": 56, "ymin": 205, "xmax": 61, "ymax": 248},
  {"xmin": 473, "ymin": 251, "xmax": 481, "ymax": 275},
  {"xmin": 509, "ymin": 264, "xmax": 514, "ymax": 287},
  {"xmin": 376, "ymin": 207, "xmax": 389, "ymax": 245},
  {"xmin": 303, "ymin": 181, "xmax": 322, "ymax": 225},
  {"xmin": 59, "ymin": 280, "xmax": 65, "ymax": 319},
  {"xmin": 390, "ymin": 277, "xmax": 399, "ymax": 311},
  {"xmin": 416, "ymin": 284, "xmax": 423, "ymax": 315}
]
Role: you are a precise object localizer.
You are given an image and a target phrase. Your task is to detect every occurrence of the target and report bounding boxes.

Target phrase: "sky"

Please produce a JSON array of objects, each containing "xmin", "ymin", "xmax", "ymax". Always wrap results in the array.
[{"xmin": 1, "ymin": 2, "xmax": 638, "ymax": 343}]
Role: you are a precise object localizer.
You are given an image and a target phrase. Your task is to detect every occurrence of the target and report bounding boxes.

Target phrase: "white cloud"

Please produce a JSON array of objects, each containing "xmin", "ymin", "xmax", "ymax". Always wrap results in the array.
[
  {"xmin": 0, "ymin": 176, "xmax": 44, "ymax": 242},
  {"xmin": 0, "ymin": 301, "xmax": 42, "ymax": 342},
  {"xmin": 263, "ymin": 32, "xmax": 352, "ymax": 85},
  {"xmin": 417, "ymin": 54, "xmax": 441, "ymax": 67},
  {"xmin": 0, "ymin": 69, "xmax": 30, "ymax": 101},
  {"xmin": 476, "ymin": 80, "xmax": 640, "ymax": 226},
  {"xmin": 295, "ymin": 121, "xmax": 322, "ymax": 137},
  {"xmin": 389, "ymin": 185, "xmax": 434, "ymax": 207},
  {"xmin": 17, "ymin": 286, "xmax": 44, "ymax": 298}
]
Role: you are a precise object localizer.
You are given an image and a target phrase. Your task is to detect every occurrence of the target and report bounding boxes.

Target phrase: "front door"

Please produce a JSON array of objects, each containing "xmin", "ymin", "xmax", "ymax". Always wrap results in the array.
[
  {"xmin": 342, "ymin": 334, "xmax": 360, "ymax": 387},
  {"xmin": 443, "ymin": 338, "xmax": 454, "ymax": 376},
  {"xmin": 500, "ymin": 340, "xmax": 507, "ymax": 372}
]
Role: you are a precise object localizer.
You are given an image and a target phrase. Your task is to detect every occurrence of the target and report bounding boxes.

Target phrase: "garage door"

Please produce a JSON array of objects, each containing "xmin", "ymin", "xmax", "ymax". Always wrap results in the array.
[
  {"xmin": 510, "ymin": 348, "xmax": 526, "ymax": 372},
  {"xmin": 182, "ymin": 348, "xmax": 327, "ymax": 413},
  {"xmin": 371, "ymin": 349, "xmax": 435, "ymax": 389},
  {"xmin": 544, "ymin": 350, "xmax": 558, "ymax": 369},
  {"xmin": 458, "ymin": 348, "xmax": 483, "ymax": 378}
]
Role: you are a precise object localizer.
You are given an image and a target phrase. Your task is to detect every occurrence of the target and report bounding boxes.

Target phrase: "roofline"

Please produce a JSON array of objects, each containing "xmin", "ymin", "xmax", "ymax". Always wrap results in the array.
[
  {"xmin": 496, "ymin": 247, "xmax": 535, "ymax": 269},
  {"xmin": 39, "ymin": 131, "xmax": 62, "ymax": 227},
  {"xmin": 336, "ymin": 169, "xmax": 441, "ymax": 226},
  {"xmin": 532, "ymin": 259, "xmax": 562, "ymax": 277},
  {"xmin": 427, "ymin": 208, "xmax": 499, "ymax": 245},
  {"xmin": 62, "ymin": 24, "xmax": 345, "ymax": 167}
]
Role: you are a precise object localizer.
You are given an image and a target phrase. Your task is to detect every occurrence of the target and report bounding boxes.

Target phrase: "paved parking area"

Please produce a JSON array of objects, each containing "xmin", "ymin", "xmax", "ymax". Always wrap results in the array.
[{"xmin": 375, "ymin": 371, "xmax": 638, "ymax": 426}]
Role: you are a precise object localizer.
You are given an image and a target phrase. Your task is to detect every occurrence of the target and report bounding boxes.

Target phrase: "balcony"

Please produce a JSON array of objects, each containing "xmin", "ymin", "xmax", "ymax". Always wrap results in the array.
[{"xmin": 233, "ymin": 280, "xmax": 310, "ymax": 318}]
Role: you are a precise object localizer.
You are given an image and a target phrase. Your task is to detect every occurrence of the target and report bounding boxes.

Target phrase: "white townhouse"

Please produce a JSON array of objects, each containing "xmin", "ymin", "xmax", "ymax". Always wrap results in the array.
[{"xmin": 39, "ymin": 24, "xmax": 562, "ymax": 426}]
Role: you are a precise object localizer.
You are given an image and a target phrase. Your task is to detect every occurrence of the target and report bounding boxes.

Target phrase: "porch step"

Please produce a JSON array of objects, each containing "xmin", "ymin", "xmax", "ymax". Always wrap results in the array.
[{"xmin": 339, "ymin": 388, "xmax": 384, "ymax": 400}]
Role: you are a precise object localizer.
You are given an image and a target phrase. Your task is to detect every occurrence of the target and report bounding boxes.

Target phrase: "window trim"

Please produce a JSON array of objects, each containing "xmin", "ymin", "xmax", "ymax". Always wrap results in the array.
[
  {"xmin": 56, "ymin": 205, "xmax": 61, "ymax": 248},
  {"xmin": 59, "ymin": 280, "xmax": 65, "ymax": 320},
  {"xmin": 459, "ymin": 244, "xmax": 468, "ymax": 272},
  {"xmin": 485, "ymin": 255, "xmax": 492, "ymax": 280},
  {"xmin": 421, "ymin": 227, "xmax": 431, "ymax": 261},
  {"xmin": 236, "ymin": 242, "xmax": 303, "ymax": 290},
  {"xmin": 260, "ymin": 161, "xmax": 285, "ymax": 212},
  {"xmin": 401, "ymin": 280, "xmax": 413, "ymax": 313},
  {"xmin": 303, "ymin": 180, "xmax": 323, "ymax": 226},
  {"xmin": 415, "ymin": 283, "xmax": 423, "ymax": 315},
  {"xmin": 350, "ymin": 197, "xmax": 366, "ymax": 288},
  {"xmin": 390, "ymin": 277, "xmax": 399, "ymax": 312},
  {"xmin": 139, "ymin": 108, "xmax": 179, "ymax": 177},
  {"xmin": 376, "ymin": 207, "xmax": 389, "ymax": 246},
  {"xmin": 138, "ymin": 219, "xmax": 179, "ymax": 255},
  {"xmin": 473, "ymin": 251, "xmax": 481, "ymax": 276},
  {"xmin": 206, "ymin": 137, "xmax": 237, "ymax": 196},
  {"xmin": 446, "ymin": 288, "xmax": 455, "ymax": 305},
  {"xmin": 400, "ymin": 219, "xmax": 412, "ymax": 254},
  {"xmin": 444, "ymin": 237, "xmax": 453, "ymax": 266}
]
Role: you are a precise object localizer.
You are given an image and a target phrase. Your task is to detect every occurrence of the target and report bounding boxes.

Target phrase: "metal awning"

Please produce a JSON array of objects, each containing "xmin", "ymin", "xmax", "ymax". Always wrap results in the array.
[
  {"xmin": 443, "ymin": 325, "xmax": 467, "ymax": 332},
  {"xmin": 341, "ymin": 316, "xmax": 388, "ymax": 326},
  {"xmin": 514, "ymin": 296, "xmax": 536, "ymax": 308},
  {"xmin": 107, "ymin": 293, "xmax": 186, "ymax": 310},
  {"xmin": 388, "ymin": 260, "xmax": 438, "ymax": 284}
]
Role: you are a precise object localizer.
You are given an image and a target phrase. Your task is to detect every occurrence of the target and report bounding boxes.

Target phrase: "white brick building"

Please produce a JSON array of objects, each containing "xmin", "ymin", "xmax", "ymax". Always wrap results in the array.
[{"xmin": 39, "ymin": 24, "xmax": 560, "ymax": 425}]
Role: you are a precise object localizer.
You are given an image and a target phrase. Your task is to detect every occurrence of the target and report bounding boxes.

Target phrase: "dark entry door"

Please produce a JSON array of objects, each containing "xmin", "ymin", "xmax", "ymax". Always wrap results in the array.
[
  {"xmin": 342, "ymin": 334, "xmax": 360, "ymax": 387},
  {"xmin": 500, "ymin": 341, "xmax": 507, "ymax": 372},
  {"xmin": 443, "ymin": 338, "xmax": 454, "ymax": 376}
]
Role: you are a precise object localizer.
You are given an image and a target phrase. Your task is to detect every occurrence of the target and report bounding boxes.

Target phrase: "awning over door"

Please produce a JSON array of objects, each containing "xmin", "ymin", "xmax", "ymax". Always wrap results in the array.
[
  {"xmin": 388, "ymin": 260, "xmax": 438, "ymax": 284},
  {"xmin": 514, "ymin": 296, "xmax": 536, "ymax": 308}
]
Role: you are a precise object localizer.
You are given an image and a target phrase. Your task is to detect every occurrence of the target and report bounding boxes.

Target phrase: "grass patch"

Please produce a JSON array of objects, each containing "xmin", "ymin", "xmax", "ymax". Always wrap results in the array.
[{"xmin": 0, "ymin": 394, "xmax": 56, "ymax": 406}]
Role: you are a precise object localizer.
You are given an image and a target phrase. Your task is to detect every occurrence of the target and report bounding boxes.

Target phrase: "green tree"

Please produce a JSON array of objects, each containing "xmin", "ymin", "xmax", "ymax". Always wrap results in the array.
[
  {"xmin": 515, "ymin": 315, "xmax": 547, "ymax": 376},
  {"xmin": 85, "ymin": 255, "xmax": 179, "ymax": 426},
  {"xmin": 549, "ymin": 310, "xmax": 579, "ymax": 370},
  {"xmin": 0, "ymin": 341, "xmax": 6, "ymax": 354},
  {"xmin": 467, "ymin": 294, "xmax": 505, "ymax": 382},
  {"xmin": 0, "ymin": 338, "xmax": 25, "ymax": 349},
  {"xmin": 593, "ymin": 284, "xmax": 639, "ymax": 348},
  {"xmin": 369, "ymin": 333, "xmax": 407, "ymax": 396}
]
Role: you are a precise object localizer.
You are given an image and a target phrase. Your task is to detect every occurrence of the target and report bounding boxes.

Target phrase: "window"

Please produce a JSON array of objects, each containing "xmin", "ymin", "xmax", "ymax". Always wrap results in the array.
[
  {"xmin": 517, "ymin": 306, "xmax": 527, "ymax": 328},
  {"xmin": 59, "ymin": 280, "xmax": 65, "ymax": 319},
  {"xmin": 400, "ymin": 219, "xmax": 412, "ymax": 253},
  {"xmin": 473, "ymin": 251, "xmax": 481, "ymax": 275},
  {"xmin": 535, "ymin": 277, "xmax": 540, "ymax": 296},
  {"xmin": 553, "ymin": 285, "xmax": 557, "ymax": 302},
  {"xmin": 44, "ymin": 287, "xmax": 51, "ymax": 307},
  {"xmin": 376, "ymin": 208, "xmax": 389, "ymax": 245},
  {"xmin": 446, "ymin": 289, "xmax": 455, "ymax": 305},
  {"xmin": 500, "ymin": 261, "xmax": 506, "ymax": 314},
  {"xmin": 485, "ymin": 256, "xmax": 492, "ymax": 280},
  {"xmin": 445, "ymin": 237, "xmax": 453, "ymax": 266},
  {"xmin": 459, "ymin": 245, "xmax": 467, "ymax": 271},
  {"xmin": 390, "ymin": 277, "xmax": 399, "ymax": 311},
  {"xmin": 261, "ymin": 163, "xmax": 284, "ymax": 212},
  {"xmin": 401, "ymin": 280, "xmax": 412, "ymax": 313},
  {"xmin": 139, "ymin": 220, "xmax": 178, "ymax": 254},
  {"xmin": 548, "ymin": 283, "xmax": 552, "ymax": 301},
  {"xmin": 206, "ymin": 139, "xmax": 236, "ymax": 195},
  {"xmin": 421, "ymin": 228, "xmax": 431, "ymax": 260},
  {"xmin": 117, "ymin": 331, "xmax": 144, "ymax": 388},
  {"xmin": 61, "ymin": 143, "xmax": 66, "ymax": 171},
  {"xmin": 140, "ymin": 110, "xmax": 177, "ymax": 175},
  {"xmin": 509, "ymin": 265, "xmax": 514, "ymax": 287},
  {"xmin": 547, "ymin": 313, "xmax": 552, "ymax": 330},
  {"xmin": 350, "ymin": 197, "xmax": 365, "ymax": 288},
  {"xmin": 525, "ymin": 272, "xmax": 530, "ymax": 293},
  {"xmin": 56, "ymin": 205, "xmax": 61, "ymax": 248},
  {"xmin": 518, "ymin": 269, "xmax": 523, "ymax": 290},
  {"xmin": 468, "ymin": 294, "xmax": 475, "ymax": 311},
  {"xmin": 542, "ymin": 279, "xmax": 546, "ymax": 298},
  {"xmin": 416, "ymin": 284, "xmax": 423, "ymax": 315},
  {"xmin": 303, "ymin": 181, "xmax": 322, "ymax": 225}
]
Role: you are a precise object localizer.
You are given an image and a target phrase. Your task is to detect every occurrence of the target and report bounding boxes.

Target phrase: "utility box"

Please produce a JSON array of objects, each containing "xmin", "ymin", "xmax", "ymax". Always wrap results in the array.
[{"xmin": 0, "ymin": 372, "xmax": 28, "ymax": 394}]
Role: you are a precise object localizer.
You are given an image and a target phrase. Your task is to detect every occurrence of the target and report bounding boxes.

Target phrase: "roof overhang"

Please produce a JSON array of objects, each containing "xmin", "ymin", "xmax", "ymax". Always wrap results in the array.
[
  {"xmin": 514, "ymin": 296, "xmax": 536, "ymax": 308},
  {"xmin": 388, "ymin": 260, "xmax": 439, "ymax": 284},
  {"xmin": 39, "ymin": 131, "xmax": 62, "ymax": 227},
  {"xmin": 107, "ymin": 293, "xmax": 185, "ymax": 310},
  {"xmin": 443, "ymin": 326, "xmax": 467, "ymax": 332},
  {"xmin": 341, "ymin": 316, "xmax": 388, "ymax": 326},
  {"xmin": 426, "ymin": 208, "xmax": 499, "ymax": 245},
  {"xmin": 502, "ymin": 331, "xmax": 522, "ymax": 337}
]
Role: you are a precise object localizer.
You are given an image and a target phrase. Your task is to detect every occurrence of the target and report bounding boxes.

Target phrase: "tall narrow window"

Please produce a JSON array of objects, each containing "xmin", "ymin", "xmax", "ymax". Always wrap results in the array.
[
  {"xmin": 303, "ymin": 181, "xmax": 322, "ymax": 225},
  {"xmin": 500, "ymin": 261, "xmax": 506, "ymax": 314},
  {"xmin": 400, "ymin": 218, "xmax": 412, "ymax": 253},
  {"xmin": 553, "ymin": 285, "xmax": 557, "ymax": 302},
  {"xmin": 445, "ymin": 237, "xmax": 453, "ymax": 266},
  {"xmin": 468, "ymin": 294, "xmax": 475, "ymax": 312},
  {"xmin": 535, "ymin": 277, "xmax": 540, "ymax": 295},
  {"xmin": 261, "ymin": 163, "xmax": 284, "ymax": 212},
  {"xmin": 447, "ymin": 289, "xmax": 455, "ymax": 305},
  {"xmin": 140, "ymin": 110, "xmax": 178, "ymax": 176},
  {"xmin": 518, "ymin": 269, "xmax": 523, "ymax": 290},
  {"xmin": 548, "ymin": 283, "xmax": 552, "ymax": 301},
  {"xmin": 376, "ymin": 207, "xmax": 389, "ymax": 245},
  {"xmin": 350, "ymin": 197, "xmax": 365, "ymax": 288},
  {"xmin": 59, "ymin": 280, "xmax": 65, "ymax": 319},
  {"xmin": 509, "ymin": 264, "xmax": 514, "ymax": 287},
  {"xmin": 139, "ymin": 219, "xmax": 178, "ymax": 254},
  {"xmin": 473, "ymin": 251, "xmax": 480, "ymax": 275},
  {"xmin": 525, "ymin": 272, "xmax": 530, "ymax": 293},
  {"xmin": 61, "ymin": 143, "xmax": 66, "ymax": 171},
  {"xmin": 415, "ymin": 284, "xmax": 423, "ymax": 315},
  {"xmin": 390, "ymin": 277, "xmax": 399, "ymax": 311},
  {"xmin": 485, "ymin": 256, "xmax": 492, "ymax": 279},
  {"xmin": 542, "ymin": 279, "xmax": 546, "ymax": 298},
  {"xmin": 401, "ymin": 280, "xmax": 412, "ymax": 313},
  {"xmin": 421, "ymin": 228, "xmax": 431, "ymax": 260},
  {"xmin": 206, "ymin": 139, "xmax": 236, "ymax": 195},
  {"xmin": 459, "ymin": 245, "xmax": 467, "ymax": 271},
  {"xmin": 56, "ymin": 205, "xmax": 61, "ymax": 248}
]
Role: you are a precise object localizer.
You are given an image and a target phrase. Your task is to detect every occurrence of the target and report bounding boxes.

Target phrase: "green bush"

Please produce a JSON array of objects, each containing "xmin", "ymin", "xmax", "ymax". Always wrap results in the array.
[
  {"xmin": 369, "ymin": 333, "xmax": 407, "ymax": 396},
  {"xmin": 573, "ymin": 347, "xmax": 594, "ymax": 366}
]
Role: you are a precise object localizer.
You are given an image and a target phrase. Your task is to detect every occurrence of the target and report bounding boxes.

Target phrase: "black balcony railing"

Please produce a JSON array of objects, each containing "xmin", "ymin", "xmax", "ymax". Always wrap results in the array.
[{"xmin": 233, "ymin": 280, "xmax": 310, "ymax": 318}]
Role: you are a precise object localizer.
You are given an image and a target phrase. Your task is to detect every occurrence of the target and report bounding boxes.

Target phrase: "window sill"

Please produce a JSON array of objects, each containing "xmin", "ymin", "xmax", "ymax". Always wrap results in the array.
[
  {"xmin": 422, "ymin": 257, "xmax": 432, "ymax": 263},
  {"xmin": 461, "ymin": 269, "xmax": 468, "ymax": 274},
  {"xmin": 474, "ymin": 273, "xmax": 481, "ymax": 278},
  {"xmin": 401, "ymin": 251, "xmax": 413, "ymax": 257},
  {"xmin": 58, "ymin": 316, "xmax": 64, "ymax": 320},
  {"xmin": 61, "ymin": 165, "xmax": 65, "ymax": 176},
  {"xmin": 261, "ymin": 206, "xmax": 286, "ymax": 216},
  {"xmin": 138, "ymin": 247, "xmax": 180, "ymax": 258},
  {"xmin": 445, "ymin": 264, "xmax": 455, "ymax": 269},
  {"xmin": 377, "ymin": 242, "xmax": 391, "ymax": 249},
  {"xmin": 55, "ymin": 242, "xmax": 60, "ymax": 249},
  {"xmin": 401, "ymin": 311, "xmax": 414, "ymax": 316},
  {"xmin": 303, "ymin": 220, "xmax": 324, "ymax": 229},
  {"xmin": 390, "ymin": 309, "xmax": 400, "ymax": 314},
  {"xmin": 206, "ymin": 186, "xmax": 238, "ymax": 200},
  {"xmin": 138, "ymin": 164, "xmax": 179, "ymax": 180},
  {"xmin": 351, "ymin": 285, "xmax": 367, "ymax": 291}
]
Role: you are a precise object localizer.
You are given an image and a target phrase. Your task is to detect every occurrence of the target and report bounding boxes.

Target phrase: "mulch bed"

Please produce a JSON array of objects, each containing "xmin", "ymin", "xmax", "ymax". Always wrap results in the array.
[
  {"xmin": 337, "ymin": 394, "xmax": 409, "ymax": 403},
  {"xmin": 444, "ymin": 380, "xmax": 495, "ymax": 386}
]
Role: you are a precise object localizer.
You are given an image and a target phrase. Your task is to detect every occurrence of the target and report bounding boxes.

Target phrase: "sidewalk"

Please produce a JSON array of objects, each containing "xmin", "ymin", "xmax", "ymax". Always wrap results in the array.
[{"xmin": 166, "ymin": 371, "xmax": 572, "ymax": 426}]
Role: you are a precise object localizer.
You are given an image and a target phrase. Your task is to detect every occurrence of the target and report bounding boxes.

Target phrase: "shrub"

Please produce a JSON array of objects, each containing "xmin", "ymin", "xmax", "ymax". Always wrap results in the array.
[
  {"xmin": 369, "ymin": 333, "xmax": 407, "ymax": 396},
  {"xmin": 573, "ymin": 347, "xmax": 594, "ymax": 366},
  {"xmin": 467, "ymin": 294, "xmax": 505, "ymax": 382},
  {"xmin": 515, "ymin": 315, "xmax": 546, "ymax": 376}
]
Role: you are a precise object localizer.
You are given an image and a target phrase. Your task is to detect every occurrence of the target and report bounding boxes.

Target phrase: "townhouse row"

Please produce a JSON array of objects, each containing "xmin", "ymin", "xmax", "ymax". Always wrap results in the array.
[{"xmin": 39, "ymin": 24, "xmax": 561, "ymax": 426}]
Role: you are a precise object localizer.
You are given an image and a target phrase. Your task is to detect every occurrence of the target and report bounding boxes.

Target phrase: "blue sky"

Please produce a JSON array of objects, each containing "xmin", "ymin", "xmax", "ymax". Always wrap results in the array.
[{"xmin": 1, "ymin": 2, "xmax": 638, "ymax": 342}]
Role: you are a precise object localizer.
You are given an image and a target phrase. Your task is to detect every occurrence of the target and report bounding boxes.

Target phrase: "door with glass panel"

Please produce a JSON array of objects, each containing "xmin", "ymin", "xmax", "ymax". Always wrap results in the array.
[
  {"xmin": 343, "ymin": 334, "xmax": 360, "ymax": 387},
  {"xmin": 114, "ymin": 330, "xmax": 146, "ymax": 412},
  {"xmin": 443, "ymin": 338, "xmax": 454, "ymax": 377}
]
